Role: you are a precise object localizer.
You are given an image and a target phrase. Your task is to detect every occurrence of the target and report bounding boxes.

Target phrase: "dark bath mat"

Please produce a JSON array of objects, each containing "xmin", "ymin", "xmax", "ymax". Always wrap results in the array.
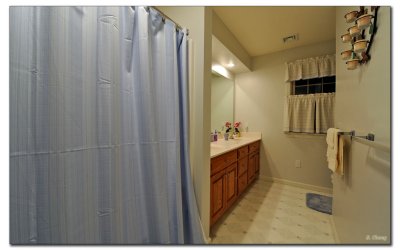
[{"xmin": 306, "ymin": 193, "xmax": 332, "ymax": 215}]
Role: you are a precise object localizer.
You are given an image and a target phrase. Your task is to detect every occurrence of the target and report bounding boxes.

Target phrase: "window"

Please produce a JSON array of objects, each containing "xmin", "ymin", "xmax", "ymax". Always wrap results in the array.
[
  {"xmin": 283, "ymin": 93, "xmax": 335, "ymax": 134},
  {"xmin": 284, "ymin": 55, "xmax": 336, "ymax": 134},
  {"xmin": 292, "ymin": 76, "xmax": 336, "ymax": 95}
]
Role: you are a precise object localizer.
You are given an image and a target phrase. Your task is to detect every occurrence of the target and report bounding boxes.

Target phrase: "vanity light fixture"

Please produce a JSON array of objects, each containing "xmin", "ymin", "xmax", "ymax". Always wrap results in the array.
[{"xmin": 212, "ymin": 64, "xmax": 230, "ymax": 79}]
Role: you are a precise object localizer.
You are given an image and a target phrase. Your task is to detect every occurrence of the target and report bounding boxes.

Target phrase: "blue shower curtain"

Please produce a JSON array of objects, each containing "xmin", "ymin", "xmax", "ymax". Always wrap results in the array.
[{"xmin": 10, "ymin": 6, "xmax": 204, "ymax": 244}]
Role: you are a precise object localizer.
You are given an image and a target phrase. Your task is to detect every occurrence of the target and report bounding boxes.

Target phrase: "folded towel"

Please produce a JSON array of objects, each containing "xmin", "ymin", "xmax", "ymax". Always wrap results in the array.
[{"xmin": 326, "ymin": 128, "xmax": 341, "ymax": 172}]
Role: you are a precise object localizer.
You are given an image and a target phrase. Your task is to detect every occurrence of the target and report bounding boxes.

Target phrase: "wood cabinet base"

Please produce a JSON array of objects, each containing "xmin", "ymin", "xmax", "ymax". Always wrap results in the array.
[{"xmin": 210, "ymin": 141, "xmax": 260, "ymax": 227}]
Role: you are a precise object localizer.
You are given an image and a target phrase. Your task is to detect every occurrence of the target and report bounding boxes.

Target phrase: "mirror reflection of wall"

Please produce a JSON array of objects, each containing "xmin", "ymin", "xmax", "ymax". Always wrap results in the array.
[{"xmin": 211, "ymin": 73, "xmax": 234, "ymax": 132}]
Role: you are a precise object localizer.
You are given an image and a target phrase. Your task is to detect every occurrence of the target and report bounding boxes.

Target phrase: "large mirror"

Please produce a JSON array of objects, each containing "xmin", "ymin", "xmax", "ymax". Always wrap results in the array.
[{"xmin": 211, "ymin": 72, "xmax": 234, "ymax": 132}]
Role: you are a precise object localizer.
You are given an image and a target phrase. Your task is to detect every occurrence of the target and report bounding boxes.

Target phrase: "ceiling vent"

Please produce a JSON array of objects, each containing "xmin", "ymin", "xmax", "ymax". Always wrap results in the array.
[{"xmin": 283, "ymin": 34, "xmax": 299, "ymax": 43}]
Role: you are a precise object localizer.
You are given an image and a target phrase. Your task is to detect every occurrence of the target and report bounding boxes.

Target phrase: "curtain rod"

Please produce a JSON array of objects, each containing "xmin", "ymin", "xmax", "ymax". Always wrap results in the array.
[{"xmin": 150, "ymin": 6, "xmax": 189, "ymax": 36}]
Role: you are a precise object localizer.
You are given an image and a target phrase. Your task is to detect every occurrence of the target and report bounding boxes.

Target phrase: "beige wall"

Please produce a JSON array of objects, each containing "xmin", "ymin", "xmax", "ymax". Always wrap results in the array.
[
  {"xmin": 332, "ymin": 7, "xmax": 391, "ymax": 244},
  {"xmin": 156, "ymin": 7, "xmax": 213, "ymax": 239},
  {"xmin": 212, "ymin": 11, "xmax": 252, "ymax": 70},
  {"xmin": 211, "ymin": 74, "xmax": 234, "ymax": 131},
  {"xmin": 234, "ymin": 40, "xmax": 335, "ymax": 189}
]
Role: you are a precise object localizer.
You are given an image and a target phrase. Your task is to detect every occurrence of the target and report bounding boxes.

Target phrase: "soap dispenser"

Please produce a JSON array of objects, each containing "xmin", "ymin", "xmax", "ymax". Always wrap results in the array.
[{"xmin": 214, "ymin": 130, "xmax": 218, "ymax": 142}]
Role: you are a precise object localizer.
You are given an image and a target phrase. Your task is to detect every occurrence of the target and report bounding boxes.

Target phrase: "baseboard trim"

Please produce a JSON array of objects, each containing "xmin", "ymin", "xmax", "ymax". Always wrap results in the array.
[
  {"xmin": 201, "ymin": 224, "xmax": 211, "ymax": 244},
  {"xmin": 261, "ymin": 176, "xmax": 333, "ymax": 194},
  {"xmin": 329, "ymin": 215, "xmax": 340, "ymax": 244}
]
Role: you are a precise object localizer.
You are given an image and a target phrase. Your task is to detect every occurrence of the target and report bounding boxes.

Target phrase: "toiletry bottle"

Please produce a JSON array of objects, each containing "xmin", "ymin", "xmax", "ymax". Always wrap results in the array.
[{"xmin": 214, "ymin": 130, "xmax": 218, "ymax": 141}]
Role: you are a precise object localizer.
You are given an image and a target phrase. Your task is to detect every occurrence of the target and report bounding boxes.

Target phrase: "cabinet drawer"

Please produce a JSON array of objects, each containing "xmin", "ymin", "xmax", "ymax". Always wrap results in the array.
[
  {"xmin": 238, "ymin": 172, "xmax": 248, "ymax": 194},
  {"xmin": 249, "ymin": 141, "xmax": 260, "ymax": 153},
  {"xmin": 211, "ymin": 150, "xmax": 237, "ymax": 176},
  {"xmin": 238, "ymin": 157, "xmax": 248, "ymax": 176},
  {"xmin": 237, "ymin": 145, "xmax": 249, "ymax": 159}
]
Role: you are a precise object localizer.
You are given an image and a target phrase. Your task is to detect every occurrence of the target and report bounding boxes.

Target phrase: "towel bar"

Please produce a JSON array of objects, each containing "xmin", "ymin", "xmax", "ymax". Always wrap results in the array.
[
  {"xmin": 336, "ymin": 130, "xmax": 389, "ymax": 152},
  {"xmin": 337, "ymin": 130, "xmax": 375, "ymax": 141}
]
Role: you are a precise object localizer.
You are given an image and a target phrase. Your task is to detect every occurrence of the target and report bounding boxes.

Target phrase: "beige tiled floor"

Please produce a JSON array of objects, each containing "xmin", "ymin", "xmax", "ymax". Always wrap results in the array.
[{"xmin": 210, "ymin": 177, "xmax": 336, "ymax": 244}]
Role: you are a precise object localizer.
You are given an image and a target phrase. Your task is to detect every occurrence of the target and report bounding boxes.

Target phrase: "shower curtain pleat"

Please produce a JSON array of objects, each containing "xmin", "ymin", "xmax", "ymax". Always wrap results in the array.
[{"xmin": 10, "ymin": 6, "xmax": 204, "ymax": 244}]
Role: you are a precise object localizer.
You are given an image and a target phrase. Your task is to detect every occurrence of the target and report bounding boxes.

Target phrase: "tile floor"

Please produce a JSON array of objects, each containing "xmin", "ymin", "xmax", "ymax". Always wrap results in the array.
[{"xmin": 210, "ymin": 177, "xmax": 336, "ymax": 244}]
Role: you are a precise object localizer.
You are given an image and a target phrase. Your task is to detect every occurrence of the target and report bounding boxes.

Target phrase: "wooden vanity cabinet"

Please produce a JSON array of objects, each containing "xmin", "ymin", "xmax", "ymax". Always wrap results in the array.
[
  {"xmin": 248, "ymin": 152, "xmax": 256, "ymax": 183},
  {"xmin": 248, "ymin": 141, "xmax": 260, "ymax": 182},
  {"xmin": 225, "ymin": 163, "xmax": 238, "ymax": 208},
  {"xmin": 237, "ymin": 170, "xmax": 248, "ymax": 195},
  {"xmin": 255, "ymin": 152, "xmax": 260, "ymax": 175},
  {"xmin": 210, "ymin": 163, "xmax": 238, "ymax": 225},
  {"xmin": 249, "ymin": 141, "xmax": 260, "ymax": 154},
  {"xmin": 210, "ymin": 151, "xmax": 238, "ymax": 225},
  {"xmin": 210, "ymin": 140, "xmax": 261, "ymax": 226},
  {"xmin": 237, "ymin": 146, "xmax": 248, "ymax": 196},
  {"xmin": 210, "ymin": 169, "xmax": 226, "ymax": 224}
]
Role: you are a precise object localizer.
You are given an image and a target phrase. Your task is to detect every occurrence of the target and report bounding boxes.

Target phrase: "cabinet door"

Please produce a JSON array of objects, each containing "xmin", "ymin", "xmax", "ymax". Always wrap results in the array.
[
  {"xmin": 237, "ymin": 145, "xmax": 249, "ymax": 159},
  {"xmin": 255, "ymin": 153, "xmax": 260, "ymax": 175},
  {"xmin": 238, "ymin": 172, "xmax": 248, "ymax": 195},
  {"xmin": 210, "ymin": 170, "xmax": 226, "ymax": 225},
  {"xmin": 238, "ymin": 157, "xmax": 248, "ymax": 176},
  {"xmin": 225, "ymin": 163, "xmax": 238, "ymax": 208},
  {"xmin": 248, "ymin": 152, "xmax": 256, "ymax": 183}
]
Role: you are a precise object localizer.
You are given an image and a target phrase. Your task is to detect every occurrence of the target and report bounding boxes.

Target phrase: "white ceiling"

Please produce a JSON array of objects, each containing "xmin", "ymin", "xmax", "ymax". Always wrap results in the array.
[{"xmin": 213, "ymin": 6, "xmax": 336, "ymax": 57}]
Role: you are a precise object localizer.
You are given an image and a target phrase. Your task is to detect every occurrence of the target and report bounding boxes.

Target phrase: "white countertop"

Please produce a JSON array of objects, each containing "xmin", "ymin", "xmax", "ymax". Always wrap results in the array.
[{"xmin": 210, "ymin": 132, "xmax": 262, "ymax": 158}]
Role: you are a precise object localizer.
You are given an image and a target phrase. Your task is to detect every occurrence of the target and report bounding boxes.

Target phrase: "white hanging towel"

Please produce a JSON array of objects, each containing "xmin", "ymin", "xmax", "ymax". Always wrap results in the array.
[{"xmin": 326, "ymin": 128, "xmax": 341, "ymax": 172}]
